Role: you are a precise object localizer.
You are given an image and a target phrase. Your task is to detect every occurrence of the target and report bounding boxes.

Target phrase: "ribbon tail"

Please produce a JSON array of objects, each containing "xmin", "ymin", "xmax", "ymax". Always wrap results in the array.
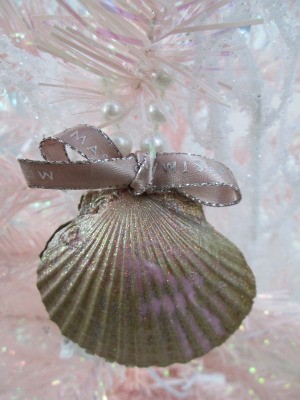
[
  {"xmin": 152, "ymin": 153, "xmax": 242, "ymax": 207},
  {"xmin": 177, "ymin": 184, "xmax": 241, "ymax": 207},
  {"xmin": 18, "ymin": 158, "xmax": 137, "ymax": 190}
]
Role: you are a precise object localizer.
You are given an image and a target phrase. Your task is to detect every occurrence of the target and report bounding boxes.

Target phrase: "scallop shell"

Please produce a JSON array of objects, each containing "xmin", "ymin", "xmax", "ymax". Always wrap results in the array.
[{"xmin": 37, "ymin": 190, "xmax": 256, "ymax": 367}]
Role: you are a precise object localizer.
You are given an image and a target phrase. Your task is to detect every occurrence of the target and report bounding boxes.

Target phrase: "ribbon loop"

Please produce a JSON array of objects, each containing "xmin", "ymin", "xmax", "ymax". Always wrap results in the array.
[
  {"xmin": 18, "ymin": 124, "xmax": 241, "ymax": 207},
  {"xmin": 40, "ymin": 125, "xmax": 122, "ymax": 162}
]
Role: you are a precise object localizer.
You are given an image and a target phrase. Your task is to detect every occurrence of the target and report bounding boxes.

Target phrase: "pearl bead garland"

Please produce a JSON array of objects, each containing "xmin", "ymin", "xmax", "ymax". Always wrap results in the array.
[
  {"xmin": 110, "ymin": 132, "xmax": 132, "ymax": 155},
  {"xmin": 150, "ymin": 69, "xmax": 173, "ymax": 90},
  {"xmin": 147, "ymin": 102, "xmax": 166, "ymax": 124},
  {"xmin": 101, "ymin": 100, "xmax": 123, "ymax": 120},
  {"xmin": 140, "ymin": 133, "xmax": 165, "ymax": 153}
]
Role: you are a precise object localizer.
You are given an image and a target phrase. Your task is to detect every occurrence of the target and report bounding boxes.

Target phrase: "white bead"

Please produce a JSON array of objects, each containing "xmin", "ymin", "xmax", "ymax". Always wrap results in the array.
[
  {"xmin": 140, "ymin": 133, "xmax": 165, "ymax": 153},
  {"xmin": 110, "ymin": 132, "xmax": 132, "ymax": 155},
  {"xmin": 107, "ymin": 44, "xmax": 116, "ymax": 55},
  {"xmin": 147, "ymin": 102, "xmax": 166, "ymax": 124},
  {"xmin": 101, "ymin": 100, "xmax": 123, "ymax": 120},
  {"xmin": 150, "ymin": 69, "xmax": 172, "ymax": 89}
]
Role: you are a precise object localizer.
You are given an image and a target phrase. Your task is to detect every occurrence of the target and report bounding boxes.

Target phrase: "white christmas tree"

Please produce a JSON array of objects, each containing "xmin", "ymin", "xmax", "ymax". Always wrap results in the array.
[{"xmin": 0, "ymin": 1, "xmax": 300, "ymax": 399}]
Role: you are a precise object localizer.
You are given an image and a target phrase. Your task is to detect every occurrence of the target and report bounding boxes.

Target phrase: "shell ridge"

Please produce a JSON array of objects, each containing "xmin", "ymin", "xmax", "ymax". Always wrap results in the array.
[
  {"xmin": 38, "ymin": 211, "xmax": 107, "ymax": 286},
  {"xmin": 135, "ymin": 198, "xmax": 214, "ymax": 363},
  {"xmin": 193, "ymin": 257, "xmax": 255, "ymax": 323},
  {"xmin": 38, "ymin": 210, "xmax": 113, "ymax": 290},
  {"xmin": 74, "ymin": 227, "xmax": 124, "ymax": 348},
  {"xmin": 146, "ymin": 202, "xmax": 255, "ymax": 300},
  {"xmin": 133, "ymin": 203, "xmax": 170, "ymax": 366},
  {"xmin": 150, "ymin": 201, "xmax": 252, "ymax": 284},
  {"xmin": 140, "ymin": 197, "xmax": 254, "ymax": 342},
  {"xmin": 139, "ymin": 204, "xmax": 200, "ymax": 362},
  {"xmin": 148, "ymin": 196, "xmax": 251, "ymax": 283},
  {"xmin": 114, "ymin": 204, "xmax": 137, "ymax": 365},
  {"xmin": 191, "ymin": 243, "xmax": 255, "ymax": 299},
  {"xmin": 144, "ymin": 198, "xmax": 194, "ymax": 279},
  {"xmin": 99, "ymin": 205, "xmax": 136, "ymax": 362},
  {"xmin": 135, "ymin": 198, "xmax": 245, "ymax": 334},
  {"xmin": 128, "ymin": 205, "xmax": 151, "ymax": 366},
  {"xmin": 42, "ymin": 209, "xmax": 118, "ymax": 332},
  {"xmin": 78, "ymin": 208, "xmax": 128, "ymax": 353}
]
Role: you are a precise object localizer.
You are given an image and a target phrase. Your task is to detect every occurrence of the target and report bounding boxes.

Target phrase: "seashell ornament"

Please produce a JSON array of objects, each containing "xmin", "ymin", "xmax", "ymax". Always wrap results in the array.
[
  {"xmin": 37, "ymin": 190, "xmax": 255, "ymax": 367},
  {"xmin": 18, "ymin": 125, "xmax": 256, "ymax": 367}
]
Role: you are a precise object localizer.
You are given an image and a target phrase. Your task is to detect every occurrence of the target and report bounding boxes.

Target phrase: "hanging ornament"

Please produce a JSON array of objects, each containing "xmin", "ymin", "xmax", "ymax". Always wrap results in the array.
[{"xmin": 18, "ymin": 125, "xmax": 256, "ymax": 367}]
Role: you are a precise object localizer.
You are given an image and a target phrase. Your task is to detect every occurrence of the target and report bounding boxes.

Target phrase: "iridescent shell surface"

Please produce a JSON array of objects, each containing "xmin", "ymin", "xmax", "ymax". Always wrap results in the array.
[{"xmin": 37, "ymin": 190, "xmax": 256, "ymax": 367}]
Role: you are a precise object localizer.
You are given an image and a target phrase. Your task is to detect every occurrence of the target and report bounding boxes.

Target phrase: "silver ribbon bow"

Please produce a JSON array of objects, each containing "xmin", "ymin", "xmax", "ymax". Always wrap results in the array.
[{"xmin": 18, "ymin": 125, "xmax": 241, "ymax": 207}]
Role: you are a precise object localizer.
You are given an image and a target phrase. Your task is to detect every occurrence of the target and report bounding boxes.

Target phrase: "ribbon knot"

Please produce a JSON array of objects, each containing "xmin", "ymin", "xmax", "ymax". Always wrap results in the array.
[
  {"xmin": 18, "ymin": 124, "xmax": 241, "ymax": 207},
  {"xmin": 129, "ymin": 151, "xmax": 155, "ymax": 195}
]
